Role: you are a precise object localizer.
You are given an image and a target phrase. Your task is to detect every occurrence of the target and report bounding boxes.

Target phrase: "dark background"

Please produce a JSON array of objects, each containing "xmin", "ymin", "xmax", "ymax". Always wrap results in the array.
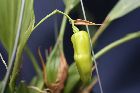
[{"xmin": 0, "ymin": 0, "xmax": 140, "ymax": 93}]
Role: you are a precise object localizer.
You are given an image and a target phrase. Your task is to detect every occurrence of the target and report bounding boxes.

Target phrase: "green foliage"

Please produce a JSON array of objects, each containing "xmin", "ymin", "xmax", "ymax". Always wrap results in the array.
[
  {"xmin": 63, "ymin": 63, "xmax": 80, "ymax": 93},
  {"xmin": 0, "ymin": 0, "xmax": 21, "ymax": 59},
  {"xmin": 92, "ymin": 0, "xmax": 140, "ymax": 45},
  {"xmin": 8, "ymin": 0, "xmax": 35, "ymax": 91},
  {"xmin": 0, "ymin": 0, "xmax": 35, "ymax": 60},
  {"xmin": 63, "ymin": 0, "xmax": 80, "ymax": 11},
  {"xmin": 108, "ymin": 0, "xmax": 140, "ymax": 21},
  {"xmin": 95, "ymin": 31, "xmax": 140, "ymax": 59},
  {"xmin": 0, "ymin": 0, "xmax": 35, "ymax": 92}
]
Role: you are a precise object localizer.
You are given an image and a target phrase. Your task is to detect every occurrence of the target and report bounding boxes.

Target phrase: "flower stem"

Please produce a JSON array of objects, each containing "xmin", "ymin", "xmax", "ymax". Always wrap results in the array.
[
  {"xmin": 58, "ymin": 9, "xmax": 70, "ymax": 44},
  {"xmin": 33, "ymin": 9, "xmax": 73, "ymax": 31},
  {"xmin": 47, "ymin": 9, "xmax": 70, "ymax": 63},
  {"xmin": 33, "ymin": 10, "xmax": 58, "ymax": 31}
]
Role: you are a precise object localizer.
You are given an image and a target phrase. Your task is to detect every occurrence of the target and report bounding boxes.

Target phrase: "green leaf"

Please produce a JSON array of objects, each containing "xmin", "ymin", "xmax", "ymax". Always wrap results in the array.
[
  {"xmin": 5, "ymin": 0, "xmax": 35, "ymax": 91},
  {"xmin": 91, "ymin": 0, "xmax": 140, "ymax": 45},
  {"xmin": 62, "ymin": 0, "xmax": 80, "ymax": 11},
  {"xmin": 63, "ymin": 63, "xmax": 80, "ymax": 93},
  {"xmin": 20, "ymin": 0, "xmax": 35, "ymax": 40},
  {"xmin": 0, "ymin": 0, "xmax": 35, "ymax": 60},
  {"xmin": 0, "ymin": 0, "xmax": 20, "ymax": 59},
  {"xmin": 108, "ymin": 0, "xmax": 140, "ymax": 21}
]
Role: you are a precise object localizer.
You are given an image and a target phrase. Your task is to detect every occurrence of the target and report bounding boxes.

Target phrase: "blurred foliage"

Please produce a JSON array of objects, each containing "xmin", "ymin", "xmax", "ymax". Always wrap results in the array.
[
  {"xmin": 91, "ymin": 0, "xmax": 140, "ymax": 45},
  {"xmin": 108, "ymin": 0, "xmax": 140, "ymax": 21},
  {"xmin": 0, "ymin": 0, "xmax": 21, "ymax": 59},
  {"xmin": 0, "ymin": 0, "xmax": 35, "ymax": 60},
  {"xmin": 63, "ymin": 0, "xmax": 80, "ymax": 11},
  {"xmin": 63, "ymin": 63, "xmax": 80, "ymax": 93}
]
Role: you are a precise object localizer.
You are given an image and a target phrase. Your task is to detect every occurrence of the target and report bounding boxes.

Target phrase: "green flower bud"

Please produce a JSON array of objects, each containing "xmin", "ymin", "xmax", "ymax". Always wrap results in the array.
[
  {"xmin": 71, "ymin": 31, "xmax": 92, "ymax": 84},
  {"xmin": 46, "ymin": 48, "xmax": 68, "ymax": 92}
]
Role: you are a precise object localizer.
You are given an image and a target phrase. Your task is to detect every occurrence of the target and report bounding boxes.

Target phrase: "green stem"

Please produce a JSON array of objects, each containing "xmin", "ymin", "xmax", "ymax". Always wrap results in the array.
[
  {"xmin": 25, "ymin": 46, "xmax": 42, "ymax": 77},
  {"xmin": 33, "ymin": 10, "xmax": 58, "ymax": 31},
  {"xmin": 33, "ymin": 9, "xmax": 73, "ymax": 31},
  {"xmin": 94, "ymin": 31, "xmax": 140, "ymax": 59},
  {"xmin": 58, "ymin": 9, "xmax": 69, "ymax": 41},
  {"xmin": 58, "ymin": 9, "xmax": 70, "ymax": 43},
  {"xmin": 47, "ymin": 9, "xmax": 70, "ymax": 63},
  {"xmin": 91, "ymin": 17, "xmax": 110, "ymax": 46}
]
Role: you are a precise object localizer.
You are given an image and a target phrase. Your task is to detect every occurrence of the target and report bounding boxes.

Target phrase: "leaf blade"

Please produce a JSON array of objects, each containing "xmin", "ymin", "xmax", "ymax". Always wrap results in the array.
[
  {"xmin": 62, "ymin": 0, "xmax": 80, "ymax": 10},
  {"xmin": 0, "ymin": 0, "xmax": 35, "ymax": 60},
  {"xmin": 108, "ymin": 0, "xmax": 140, "ymax": 21}
]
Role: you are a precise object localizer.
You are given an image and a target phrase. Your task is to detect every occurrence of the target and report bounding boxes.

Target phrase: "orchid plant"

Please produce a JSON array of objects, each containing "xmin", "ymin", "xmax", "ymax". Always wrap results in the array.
[{"xmin": 0, "ymin": 0, "xmax": 140, "ymax": 93}]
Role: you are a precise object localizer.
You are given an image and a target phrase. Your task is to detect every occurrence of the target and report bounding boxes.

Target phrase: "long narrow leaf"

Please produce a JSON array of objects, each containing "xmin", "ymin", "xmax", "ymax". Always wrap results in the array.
[
  {"xmin": 0, "ymin": 0, "xmax": 21, "ymax": 59},
  {"xmin": 108, "ymin": 0, "xmax": 140, "ymax": 21},
  {"xmin": 0, "ymin": 0, "xmax": 35, "ymax": 60},
  {"xmin": 92, "ymin": 0, "xmax": 140, "ymax": 45},
  {"xmin": 1, "ymin": 0, "xmax": 35, "ymax": 91},
  {"xmin": 62, "ymin": 0, "xmax": 80, "ymax": 11}
]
